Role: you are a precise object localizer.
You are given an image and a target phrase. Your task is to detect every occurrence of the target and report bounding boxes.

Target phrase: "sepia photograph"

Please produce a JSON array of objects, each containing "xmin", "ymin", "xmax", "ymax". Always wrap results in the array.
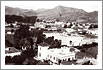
[{"xmin": 1, "ymin": 1, "xmax": 102, "ymax": 69}]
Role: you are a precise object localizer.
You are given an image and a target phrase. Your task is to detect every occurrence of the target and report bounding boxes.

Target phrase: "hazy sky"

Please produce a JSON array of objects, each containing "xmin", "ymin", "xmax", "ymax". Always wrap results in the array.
[{"xmin": 4, "ymin": 1, "xmax": 100, "ymax": 12}]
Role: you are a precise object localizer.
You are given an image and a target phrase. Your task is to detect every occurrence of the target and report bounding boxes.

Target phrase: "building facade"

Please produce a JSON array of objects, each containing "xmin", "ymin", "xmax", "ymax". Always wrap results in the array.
[{"xmin": 37, "ymin": 43, "xmax": 79, "ymax": 64}]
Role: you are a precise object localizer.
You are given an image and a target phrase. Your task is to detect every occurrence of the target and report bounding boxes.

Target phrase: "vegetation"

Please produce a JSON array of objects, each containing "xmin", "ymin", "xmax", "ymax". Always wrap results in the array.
[
  {"xmin": 5, "ymin": 15, "xmax": 37, "ymax": 25},
  {"xmin": 44, "ymin": 36, "xmax": 54, "ymax": 44},
  {"xmin": 88, "ymin": 24, "xmax": 98, "ymax": 29},
  {"xmin": 5, "ymin": 52, "xmax": 38, "ymax": 65},
  {"xmin": 75, "ymin": 42, "xmax": 98, "ymax": 59},
  {"xmin": 5, "ymin": 56, "xmax": 12, "ymax": 64},
  {"xmin": 5, "ymin": 6, "xmax": 98, "ymax": 65},
  {"xmin": 49, "ymin": 39, "xmax": 61, "ymax": 49}
]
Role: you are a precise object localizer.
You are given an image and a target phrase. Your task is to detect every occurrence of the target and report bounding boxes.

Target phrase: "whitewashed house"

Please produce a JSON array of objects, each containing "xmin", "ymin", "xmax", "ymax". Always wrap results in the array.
[
  {"xmin": 5, "ymin": 47, "xmax": 21, "ymax": 57},
  {"xmin": 34, "ymin": 22, "xmax": 45, "ymax": 28},
  {"xmin": 37, "ymin": 42, "xmax": 79, "ymax": 64},
  {"xmin": 38, "ymin": 42, "xmax": 49, "ymax": 60}
]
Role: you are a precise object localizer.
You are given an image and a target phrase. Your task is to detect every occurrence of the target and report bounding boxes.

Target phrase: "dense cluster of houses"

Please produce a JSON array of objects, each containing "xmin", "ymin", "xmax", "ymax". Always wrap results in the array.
[
  {"xmin": 5, "ymin": 20, "xmax": 98, "ymax": 36},
  {"xmin": 5, "ymin": 20, "xmax": 98, "ymax": 65}
]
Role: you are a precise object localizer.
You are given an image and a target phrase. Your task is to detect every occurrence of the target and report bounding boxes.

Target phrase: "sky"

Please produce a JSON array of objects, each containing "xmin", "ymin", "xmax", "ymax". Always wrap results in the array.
[{"xmin": 3, "ymin": 1, "xmax": 101, "ymax": 12}]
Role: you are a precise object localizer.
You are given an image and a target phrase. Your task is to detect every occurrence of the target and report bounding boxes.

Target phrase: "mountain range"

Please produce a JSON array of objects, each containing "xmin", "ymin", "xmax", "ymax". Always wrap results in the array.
[{"xmin": 5, "ymin": 6, "xmax": 98, "ymax": 23}]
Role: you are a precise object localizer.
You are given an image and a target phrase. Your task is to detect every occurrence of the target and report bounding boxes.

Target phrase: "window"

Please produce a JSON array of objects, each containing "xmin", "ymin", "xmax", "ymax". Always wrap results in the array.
[
  {"xmin": 39, "ymin": 53, "xmax": 41, "ymax": 57},
  {"xmin": 68, "ymin": 58, "xmax": 70, "ymax": 61},
  {"xmin": 56, "ymin": 58, "xmax": 58, "ymax": 61},
  {"xmin": 50, "ymin": 55, "xmax": 52, "ymax": 58},
  {"xmin": 48, "ymin": 55, "xmax": 49, "ymax": 58},
  {"xmin": 72, "ymin": 57, "xmax": 74, "ymax": 60},
  {"xmin": 53, "ymin": 57, "xmax": 55, "ymax": 60},
  {"xmin": 63, "ymin": 59, "xmax": 65, "ymax": 61}
]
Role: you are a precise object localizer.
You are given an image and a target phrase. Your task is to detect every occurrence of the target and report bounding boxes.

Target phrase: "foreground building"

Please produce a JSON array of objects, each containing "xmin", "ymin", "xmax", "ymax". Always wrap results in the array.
[{"xmin": 37, "ymin": 42, "xmax": 80, "ymax": 64}]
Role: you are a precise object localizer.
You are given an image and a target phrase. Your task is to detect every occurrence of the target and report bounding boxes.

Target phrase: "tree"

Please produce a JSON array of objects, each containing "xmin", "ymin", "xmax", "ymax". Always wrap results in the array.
[
  {"xmin": 82, "ymin": 61, "xmax": 93, "ymax": 65},
  {"xmin": 59, "ymin": 14, "xmax": 62, "ymax": 17},
  {"xmin": 58, "ymin": 59, "xmax": 61, "ymax": 65},
  {"xmin": 26, "ymin": 59, "xmax": 39, "ymax": 65},
  {"xmin": 56, "ymin": 18, "xmax": 60, "ymax": 22},
  {"xmin": 44, "ymin": 36, "xmax": 54, "ymax": 44},
  {"xmin": 5, "ymin": 56, "xmax": 12, "ymax": 64},
  {"xmin": 14, "ymin": 25, "xmax": 30, "ymax": 49},
  {"xmin": 21, "ymin": 48, "xmax": 37, "ymax": 59},
  {"xmin": 89, "ymin": 24, "xmax": 93, "ymax": 29},
  {"xmin": 49, "ymin": 39, "xmax": 61, "ymax": 48},
  {"xmin": 68, "ymin": 23, "xmax": 73, "ymax": 28},
  {"xmin": 5, "ymin": 15, "xmax": 24, "ymax": 23},
  {"xmin": 27, "ymin": 37, "xmax": 34, "ymax": 48},
  {"xmin": 36, "ymin": 19, "xmax": 40, "ymax": 22},
  {"xmin": 70, "ymin": 48, "xmax": 75, "ymax": 52},
  {"xmin": 64, "ymin": 24, "xmax": 67, "ymax": 28},
  {"xmin": 30, "ymin": 29, "xmax": 45, "ymax": 44},
  {"xmin": 5, "ymin": 15, "xmax": 37, "ymax": 24},
  {"xmin": 94, "ymin": 25, "xmax": 98, "ymax": 28},
  {"xmin": 14, "ymin": 25, "xmax": 30, "ymax": 39},
  {"xmin": 36, "ymin": 34, "xmax": 44, "ymax": 44},
  {"xmin": 5, "ymin": 15, "xmax": 14, "ymax": 23},
  {"xmin": 11, "ymin": 29, "xmax": 14, "ymax": 33},
  {"xmin": 19, "ymin": 38, "xmax": 32, "ymax": 50},
  {"xmin": 5, "ymin": 40, "xmax": 13, "ymax": 47},
  {"xmin": 12, "ymin": 55, "xmax": 26, "ymax": 65},
  {"xmin": 23, "ymin": 16, "xmax": 37, "ymax": 25}
]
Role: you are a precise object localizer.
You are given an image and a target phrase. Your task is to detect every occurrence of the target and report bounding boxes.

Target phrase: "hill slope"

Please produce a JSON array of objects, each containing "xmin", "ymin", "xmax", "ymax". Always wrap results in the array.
[
  {"xmin": 5, "ymin": 6, "xmax": 98, "ymax": 23},
  {"xmin": 5, "ymin": 6, "xmax": 37, "ymax": 16}
]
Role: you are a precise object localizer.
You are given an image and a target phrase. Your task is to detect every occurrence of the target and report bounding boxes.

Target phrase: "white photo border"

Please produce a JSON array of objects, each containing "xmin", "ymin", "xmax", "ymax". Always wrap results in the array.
[{"xmin": 1, "ymin": 1, "xmax": 102, "ymax": 69}]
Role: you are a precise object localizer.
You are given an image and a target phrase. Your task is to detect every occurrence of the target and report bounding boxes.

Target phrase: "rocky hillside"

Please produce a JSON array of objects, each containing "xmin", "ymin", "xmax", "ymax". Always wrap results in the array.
[
  {"xmin": 5, "ymin": 6, "xmax": 37, "ymax": 16},
  {"xmin": 5, "ymin": 6, "xmax": 98, "ymax": 23}
]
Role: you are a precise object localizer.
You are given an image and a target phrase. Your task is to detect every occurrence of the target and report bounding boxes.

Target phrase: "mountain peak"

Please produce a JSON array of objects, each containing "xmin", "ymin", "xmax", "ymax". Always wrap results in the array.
[
  {"xmin": 54, "ymin": 5, "xmax": 67, "ymax": 9},
  {"xmin": 55, "ymin": 5, "xmax": 65, "ymax": 8},
  {"xmin": 5, "ymin": 6, "xmax": 98, "ymax": 23}
]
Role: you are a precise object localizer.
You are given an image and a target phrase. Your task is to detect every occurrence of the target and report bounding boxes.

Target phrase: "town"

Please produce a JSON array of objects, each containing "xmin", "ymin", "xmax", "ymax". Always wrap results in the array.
[{"xmin": 5, "ymin": 14, "xmax": 98, "ymax": 65}]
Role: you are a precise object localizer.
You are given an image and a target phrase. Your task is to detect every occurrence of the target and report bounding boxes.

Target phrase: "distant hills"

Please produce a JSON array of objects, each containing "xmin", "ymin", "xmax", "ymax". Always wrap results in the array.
[
  {"xmin": 5, "ymin": 6, "xmax": 98, "ymax": 23},
  {"xmin": 5, "ymin": 6, "xmax": 37, "ymax": 16}
]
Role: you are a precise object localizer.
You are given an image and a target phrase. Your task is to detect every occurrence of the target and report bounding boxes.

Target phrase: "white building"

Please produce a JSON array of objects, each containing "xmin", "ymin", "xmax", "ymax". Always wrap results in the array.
[
  {"xmin": 5, "ymin": 52, "xmax": 21, "ymax": 57},
  {"xmin": 38, "ymin": 43, "xmax": 49, "ymax": 60},
  {"xmin": 37, "ymin": 42, "xmax": 79, "ymax": 64},
  {"xmin": 5, "ymin": 47, "xmax": 21, "ymax": 57},
  {"xmin": 65, "ymin": 28, "xmax": 75, "ymax": 33},
  {"xmin": 43, "ymin": 32, "xmax": 84, "ymax": 46},
  {"xmin": 55, "ymin": 21, "xmax": 64, "ymax": 25},
  {"xmin": 34, "ymin": 22, "xmax": 45, "ymax": 28},
  {"xmin": 86, "ymin": 29, "xmax": 98, "ymax": 36}
]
